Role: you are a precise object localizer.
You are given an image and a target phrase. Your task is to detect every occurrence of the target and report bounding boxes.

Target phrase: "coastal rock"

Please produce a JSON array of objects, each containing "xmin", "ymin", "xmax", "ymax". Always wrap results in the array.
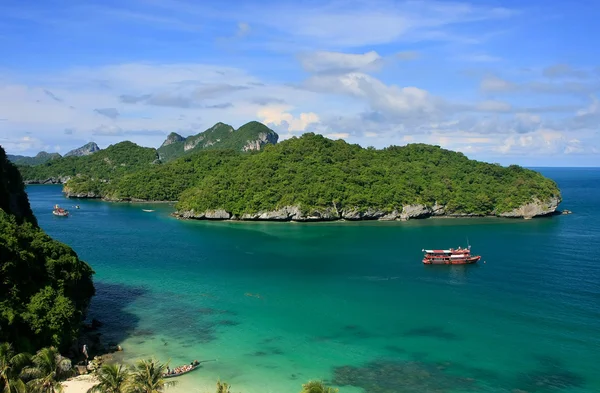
[
  {"xmin": 432, "ymin": 202, "xmax": 446, "ymax": 216},
  {"xmin": 204, "ymin": 209, "xmax": 231, "ymax": 219},
  {"xmin": 400, "ymin": 204, "xmax": 432, "ymax": 221},
  {"xmin": 379, "ymin": 210, "xmax": 400, "ymax": 221},
  {"xmin": 498, "ymin": 196, "xmax": 561, "ymax": 219},
  {"xmin": 293, "ymin": 206, "xmax": 340, "ymax": 222},
  {"xmin": 64, "ymin": 190, "xmax": 101, "ymax": 199},
  {"xmin": 342, "ymin": 207, "xmax": 387, "ymax": 220},
  {"xmin": 242, "ymin": 131, "xmax": 279, "ymax": 152},
  {"xmin": 24, "ymin": 176, "xmax": 71, "ymax": 185}
]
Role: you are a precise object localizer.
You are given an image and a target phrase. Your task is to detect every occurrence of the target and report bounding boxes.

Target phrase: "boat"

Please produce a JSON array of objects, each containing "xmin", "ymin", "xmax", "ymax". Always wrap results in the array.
[
  {"xmin": 422, "ymin": 245, "xmax": 481, "ymax": 265},
  {"xmin": 75, "ymin": 205, "xmax": 80, "ymax": 209},
  {"xmin": 142, "ymin": 209, "xmax": 155, "ymax": 212},
  {"xmin": 52, "ymin": 204, "xmax": 69, "ymax": 217},
  {"xmin": 163, "ymin": 360, "xmax": 202, "ymax": 378}
]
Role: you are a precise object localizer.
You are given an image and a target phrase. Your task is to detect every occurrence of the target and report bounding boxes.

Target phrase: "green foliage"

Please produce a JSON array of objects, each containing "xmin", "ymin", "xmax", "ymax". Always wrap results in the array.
[
  {"xmin": 174, "ymin": 134, "xmax": 561, "ymax": 216},
  {"xmin": 300, "ymin": 380, "xmax": 339, "ymax": 393},
  {"xmin": 157, "ymin": 121, "xmax": 277, "ymax": 162},
  {"xmin": 7, "ymin": 153, "xmax": 61, "ymax": 167},
  {"xmin": 22, "ymin": 347, "xmax": 71, "ymax": 393},
  {"xmin": 127, "ymin": 359, "xmax": 175, "ymax": 393},
  {"xmin": 0, "ymin": 343, "xmax": 31, "ymax": 393},
  {"xmin": 18, "ymin": 142, "xmax": 158, "ymax": 183},
  {"xmin": 87, "ymin": 364, "xmax": 129, "ymax": 393},
  {"xmin": 0, "ymin": 146, "xmax": 95, "ymax": 353},
  {"xmin": 215, "ymin": 380, "xmax": 230, "ymax": 393},
  {"xmin": 16, "ymin": 132, "xmax": 560, "ymax": 217}
]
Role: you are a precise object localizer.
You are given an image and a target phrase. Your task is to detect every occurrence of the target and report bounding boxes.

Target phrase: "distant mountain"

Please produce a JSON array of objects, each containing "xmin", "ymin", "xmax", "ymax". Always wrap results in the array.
[
  {"xmin": 7, "ymin": 151, "xmax": 62, "ymax": 166},
  {"xmin": 157, "ymin": 121, "xmax": 278, "ymax": 162},
  {"xmin": 64, "ymin": 142, "xmax": 100, "ymax": 157}
]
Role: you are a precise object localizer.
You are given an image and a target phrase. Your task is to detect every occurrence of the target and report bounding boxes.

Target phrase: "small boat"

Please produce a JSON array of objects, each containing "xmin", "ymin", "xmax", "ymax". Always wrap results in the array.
[
  {"xmin": 52, "ymin": 204, "xmax": 69, "ymax": 217},
  {"xmin": 422, "ymin": 245, "xmax": 481, "ymax": 265},
  {"xmin": 142, "ymin": 209, "xmax": 155, "ymax": 212},
  {"xmin": 163, "ymin": 360, "xmax": 202, "ymax": 378},
  {"xmin": 75, "ymin": 205, "xmax": 80, "ymax": 209}
]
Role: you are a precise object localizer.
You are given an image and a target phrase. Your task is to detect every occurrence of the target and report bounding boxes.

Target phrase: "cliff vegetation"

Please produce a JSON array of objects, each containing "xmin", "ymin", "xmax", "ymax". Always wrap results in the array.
[{"xmin": 0, "ymin": 146, "xmax": 95, "ymax": 353}]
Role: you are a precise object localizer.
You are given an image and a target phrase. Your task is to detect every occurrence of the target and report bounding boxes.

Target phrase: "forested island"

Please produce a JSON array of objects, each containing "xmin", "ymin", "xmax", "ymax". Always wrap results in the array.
[{"xmin": 15, "ymin": 121, "xmax": 561, "ymax": 221}]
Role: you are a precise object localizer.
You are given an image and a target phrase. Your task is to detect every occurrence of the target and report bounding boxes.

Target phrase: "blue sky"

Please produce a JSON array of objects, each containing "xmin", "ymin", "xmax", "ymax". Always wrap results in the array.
[{"xmin": 1, "ymin": 0, "xmax": 599, "ymax": 166}]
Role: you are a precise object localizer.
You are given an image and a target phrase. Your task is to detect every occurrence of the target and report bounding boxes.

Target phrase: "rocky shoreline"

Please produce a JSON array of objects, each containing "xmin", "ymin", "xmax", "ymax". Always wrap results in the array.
[{"xmin": 172, "ymin": 196, "xmax": 562, "ymax": 222}]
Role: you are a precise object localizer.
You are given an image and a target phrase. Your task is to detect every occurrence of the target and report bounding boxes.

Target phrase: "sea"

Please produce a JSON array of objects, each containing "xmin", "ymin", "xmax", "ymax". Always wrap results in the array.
[{"xmin": 26, "ymin": 168, "xmax": 600, "ymax": 393}]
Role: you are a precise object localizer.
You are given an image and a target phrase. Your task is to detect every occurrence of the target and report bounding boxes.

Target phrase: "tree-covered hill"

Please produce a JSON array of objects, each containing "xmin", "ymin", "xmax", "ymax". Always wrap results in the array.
[
  {"xmin": 7, "ymin": 151, "xmax": 62, "ymax": 166},
  {"xmin": 18, "ymin": 141, "xmax": 159, "ymax": 186},
  {"xmin": 157, "ymin": 121, "xmax": 278, "ymax": 162},
  {"xmin": 173, "ymin": 133, "xmax": 561, "ymax": 218},
  {"xmin": 0, "ymin": 146, "xmax": 95, "ymax": 353},
  {"xmin": 55, "ymin": 132, "xmax": 561, "ymax": 219}
]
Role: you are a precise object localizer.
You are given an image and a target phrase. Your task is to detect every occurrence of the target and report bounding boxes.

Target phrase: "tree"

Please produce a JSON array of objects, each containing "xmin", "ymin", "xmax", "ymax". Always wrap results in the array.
[
  {"xmin": 215, "ymin": 380, "xmax": 230, "ymax": 393},
  {"xmin": 300, "ymin": 380, "xmax": 339, "ymax": 393},
  {"xmin": 127, "ymin": 359, "xmax": 175, "ymax": 393},
  {"xmin": 0, "ymin": 342, "xmax": 30, "ymax": 393},
  {"xmin": 87, "ymin": 364, "xmax": 129, "ymax": 393},
  {"xmin": 23, "ymin": 347, "xmax": 72, "ymax": 393}
]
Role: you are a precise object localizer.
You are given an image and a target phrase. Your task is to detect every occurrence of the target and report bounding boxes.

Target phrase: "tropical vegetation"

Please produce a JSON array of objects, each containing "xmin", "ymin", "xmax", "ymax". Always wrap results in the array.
[
  {"xmin": 14, "ymin": 129, "xmax": 561, "ymax": 217},
  {"xmin": 0, "ymin": 147, "xmax": 95, "ymax": 353},
  {"xmin": 157, "ymin": 121, "xmax": 277, "ymax": 162},
  {"xmin": 0, "ymin": 345, "xmax": 341, "ymax": 393}
]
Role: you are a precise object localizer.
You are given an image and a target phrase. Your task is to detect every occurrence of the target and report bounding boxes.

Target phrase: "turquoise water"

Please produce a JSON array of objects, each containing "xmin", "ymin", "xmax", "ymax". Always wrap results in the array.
[{"xmin": 27, "ymin": 168, "xmax": 600, "ymax": 393}]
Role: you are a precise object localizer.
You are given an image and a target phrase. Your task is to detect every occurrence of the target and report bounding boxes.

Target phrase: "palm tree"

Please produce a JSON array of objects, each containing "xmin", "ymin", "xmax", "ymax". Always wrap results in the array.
[
  {"xmin": 126, "ymin": 359, "xmax": 175, "ymax": 393},
  {"xmin": 215, "ymin": 380, "xmax": 230, "ymax": 393},
  {"xmin": 0, "ymin": 342, "xmax": 30, "ymax": 393},
  {"xmin": 300, "ymin": 380, "xmax": 339, "ymax": 393},
  {"xmin": 87, "ymin": 363, "xmax": 130, "ymax": 393},
  {"xmin": 23, "ymin": 347, "xmax": 72, "ymax": 393}
]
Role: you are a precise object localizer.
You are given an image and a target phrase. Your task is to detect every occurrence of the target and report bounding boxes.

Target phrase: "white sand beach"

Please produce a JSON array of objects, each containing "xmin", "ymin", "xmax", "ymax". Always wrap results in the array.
[{"xmin": 61, "ymin": 375, "xmax": 98, "ymax": 393}]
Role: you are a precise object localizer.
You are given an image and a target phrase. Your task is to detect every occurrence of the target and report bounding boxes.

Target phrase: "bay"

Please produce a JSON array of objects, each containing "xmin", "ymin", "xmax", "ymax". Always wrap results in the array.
[{"xmin": 27, "ymin": 168, "xmax": 600, "ymax": 393}]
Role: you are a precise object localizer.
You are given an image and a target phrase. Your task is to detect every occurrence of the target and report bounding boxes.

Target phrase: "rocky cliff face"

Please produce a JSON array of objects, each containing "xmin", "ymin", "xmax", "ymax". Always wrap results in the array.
[
  {"xmin": 242, "ymin": 131, "xmax": 279, "ymax": 151},
  {"xmin": 65, "ymin": 142, "xmax": 100, "ymax": 157},
  {"xmin": 160, "ymin": 132, "xmax": 185, "ymax": 147},
  {"xmin": 23, "ymin": 176, "xmax": 71, "ymax": 185},
  {"xmin": 498, "ymin": 196, "xmax": 561, "ymax": 219},
  {"xmin": 173, "ymin": 197, "xmax": 561, "ymax": 222}
]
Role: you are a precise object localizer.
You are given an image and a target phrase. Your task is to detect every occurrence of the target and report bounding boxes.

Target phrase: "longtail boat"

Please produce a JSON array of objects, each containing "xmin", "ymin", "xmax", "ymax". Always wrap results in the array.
[
  {"xmin": 422, "ymin": 245, "xmax": 481, "ymax": 265},
  {"xmin": 163, "ymin": 360, "xmax": 206, "ymax": 378}
]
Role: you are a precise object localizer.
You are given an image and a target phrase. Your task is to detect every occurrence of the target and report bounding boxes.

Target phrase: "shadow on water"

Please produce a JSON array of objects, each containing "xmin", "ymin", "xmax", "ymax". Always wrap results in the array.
[
  {"xmin": 85, "ymin": 281, "xmax": 146, "ymax": 345},
  {"xmin": 402, "ymin": 326, "xmax": 460, "ymax": 341},
  {"xmin": 512, "ymin": 355, "xmax": 585, "ymax": 393},
  {"xmin": 332, "ymin": 358, "xmax": 478, "ymax": 393}
]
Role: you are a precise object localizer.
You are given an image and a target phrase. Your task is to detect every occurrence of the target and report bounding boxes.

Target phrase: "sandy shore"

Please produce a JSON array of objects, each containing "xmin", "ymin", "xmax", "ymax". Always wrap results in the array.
[{"xmin": 61, "ymin": 375, "xmax": 98, "ymax": 393}]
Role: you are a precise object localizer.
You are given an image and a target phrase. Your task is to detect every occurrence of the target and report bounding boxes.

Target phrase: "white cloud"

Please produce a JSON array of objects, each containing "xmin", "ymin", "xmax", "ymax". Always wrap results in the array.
[
  {"xmin": 257, "ymin": 105, "xmax": 320, "ymax": 132},
  {"xmin": 299, "ymin": 51, "xmax": 383, "ymax": 74},
  {"xmin": 480, "ymin": 75, "xmax": 516, "ymax": 92}
]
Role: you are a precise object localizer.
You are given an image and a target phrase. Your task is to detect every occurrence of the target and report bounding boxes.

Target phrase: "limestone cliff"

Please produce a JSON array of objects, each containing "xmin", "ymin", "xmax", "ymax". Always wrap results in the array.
[
  {"xmin": 65, "ymin": 142, "xmax": 101, "ymax": 157},
  {"xmin": 173, "ymin": 197, "xmax": 561, "ymax": 222}
]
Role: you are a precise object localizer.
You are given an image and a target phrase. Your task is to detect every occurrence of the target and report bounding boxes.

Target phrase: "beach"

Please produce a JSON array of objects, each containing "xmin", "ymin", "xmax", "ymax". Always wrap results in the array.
[{"xmin": 62, "ymin": 375, "xmax": 97, "ymax": 393}]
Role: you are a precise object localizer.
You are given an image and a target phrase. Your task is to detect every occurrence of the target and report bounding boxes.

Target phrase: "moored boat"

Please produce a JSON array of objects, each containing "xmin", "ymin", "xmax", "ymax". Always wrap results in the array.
[
  {"xmin": 163, "ymin": 360, "xmax": 201, "ymax": 378},
  {"xmin": 422, "ymin": 245, "xmax": 481, "ymax": 265},
  {"xmin": 52, "ymin": 204, "xmax": 69, "ymax": 217}
]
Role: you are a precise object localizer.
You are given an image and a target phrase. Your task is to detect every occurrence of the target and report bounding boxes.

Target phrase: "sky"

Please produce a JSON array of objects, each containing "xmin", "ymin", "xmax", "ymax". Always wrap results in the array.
[{"xmin": 1, "ymin": 0, "xmax": 599, "ymax": 166}]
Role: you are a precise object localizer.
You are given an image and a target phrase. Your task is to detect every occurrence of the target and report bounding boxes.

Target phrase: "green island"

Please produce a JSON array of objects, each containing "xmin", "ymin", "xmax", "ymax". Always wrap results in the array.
[
  {"xmin": 15, "ymin": 121, "xmax": 561, "ymax": 220},
  {"xmin": 1, "ymin": 146, "xmax": 338, "ymax": 393}
]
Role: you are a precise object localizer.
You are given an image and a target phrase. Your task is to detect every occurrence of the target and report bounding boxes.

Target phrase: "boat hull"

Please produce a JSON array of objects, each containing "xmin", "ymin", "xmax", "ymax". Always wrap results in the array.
[
  {"xmin": 52, "ymin": 211, "xmax": 69, "ymax": 217},
  {"xmin": 163, "ymin": 364, "xmax": 201, "ymax": 378},
  {"xmin": 423, "ymin": 256, "xmax": 481, "ymax": 265}
]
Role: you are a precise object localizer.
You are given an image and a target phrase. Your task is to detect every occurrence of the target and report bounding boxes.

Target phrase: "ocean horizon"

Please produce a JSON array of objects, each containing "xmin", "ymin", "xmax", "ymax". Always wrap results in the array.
[{"xmin": 27, "ymin": 167, "xmax": 600, "ymax": 393}]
